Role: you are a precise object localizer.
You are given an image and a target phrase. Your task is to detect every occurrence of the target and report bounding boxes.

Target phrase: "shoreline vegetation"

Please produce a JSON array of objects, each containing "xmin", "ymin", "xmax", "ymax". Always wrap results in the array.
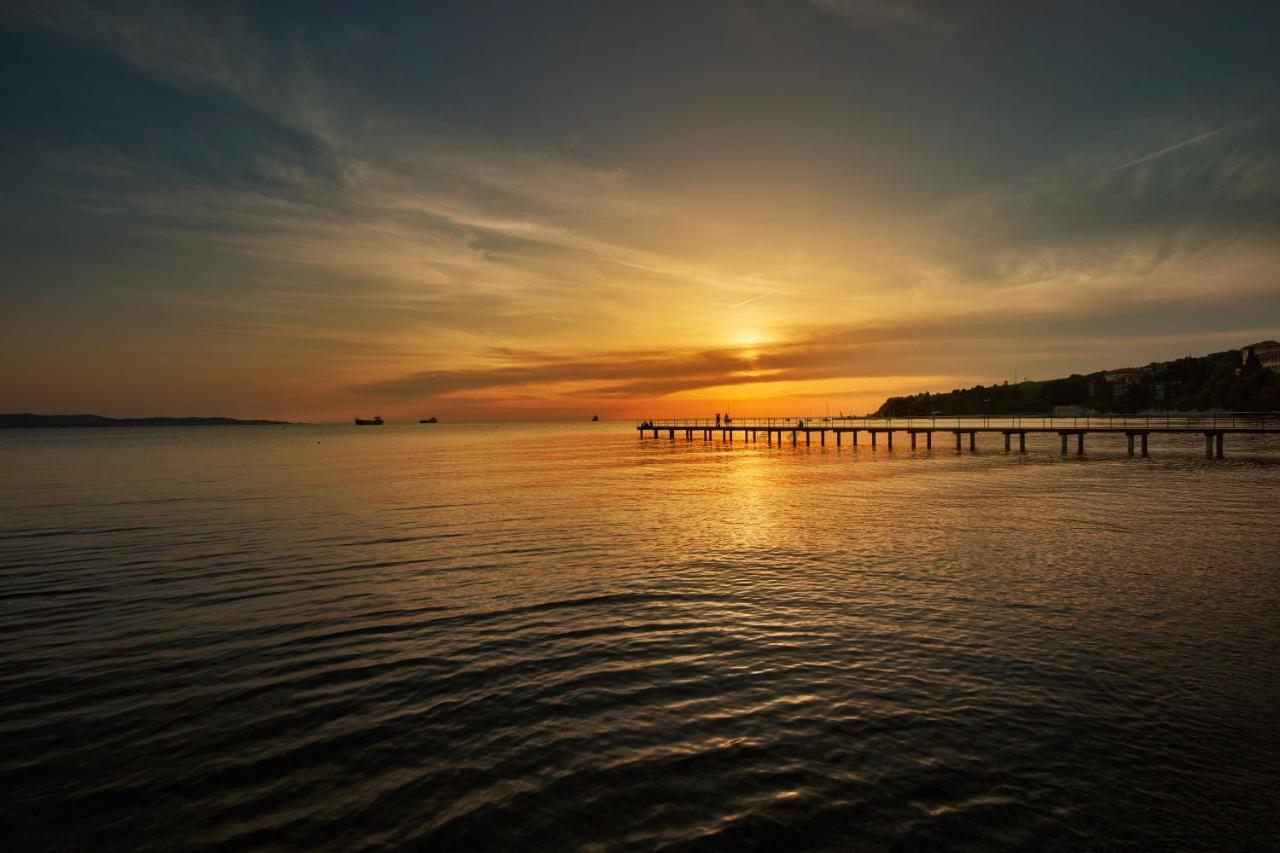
[
  {"xmin": 876, "ymin": 347, "xmax": 1280, "ymax": 417},
  {"xmin": 0, "ymin": 414, "xmax": 293, "ymax": 428}
]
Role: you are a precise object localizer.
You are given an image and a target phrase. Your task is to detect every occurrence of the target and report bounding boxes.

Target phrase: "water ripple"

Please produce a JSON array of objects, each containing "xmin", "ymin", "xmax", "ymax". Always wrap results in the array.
[{"xmin": 1, "ymin": 423, "xmax": 1277, "ymax": 850}]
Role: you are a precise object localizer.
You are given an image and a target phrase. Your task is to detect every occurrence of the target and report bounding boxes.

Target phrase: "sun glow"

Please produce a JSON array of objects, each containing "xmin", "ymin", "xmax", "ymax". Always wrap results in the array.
[{"xmin": 732, "ymin": 328, "xmax": 766, "ymax": 361}]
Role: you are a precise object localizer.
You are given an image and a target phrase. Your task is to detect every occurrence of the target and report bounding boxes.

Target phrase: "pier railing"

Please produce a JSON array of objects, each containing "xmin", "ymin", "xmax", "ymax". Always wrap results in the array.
[{"xmin": 637, "ymin": 412, "xmax": 1280, "ymax": 430}]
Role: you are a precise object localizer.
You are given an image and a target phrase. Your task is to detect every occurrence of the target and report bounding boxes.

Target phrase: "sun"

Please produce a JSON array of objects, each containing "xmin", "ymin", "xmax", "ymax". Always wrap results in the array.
[{"xmin": 730, "ymin": 329, "xmax": 765, "ymax": 363}]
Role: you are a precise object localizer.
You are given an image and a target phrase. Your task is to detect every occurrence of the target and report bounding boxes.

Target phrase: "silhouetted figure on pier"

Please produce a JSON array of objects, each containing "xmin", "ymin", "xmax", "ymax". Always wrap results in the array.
[{"xmin": 715, "ymin": 413, "xmax": 721, "ymax": 427}]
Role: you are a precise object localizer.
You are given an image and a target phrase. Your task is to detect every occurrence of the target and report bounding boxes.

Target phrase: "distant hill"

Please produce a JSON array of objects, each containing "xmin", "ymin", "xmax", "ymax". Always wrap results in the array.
[
  {"xmin": 875, "ymin": 347, "xmax": 1280, "ymax": 416},
  {"xmin": 0, "ymin": 414, "xmax": 292, "ymax": 428}
]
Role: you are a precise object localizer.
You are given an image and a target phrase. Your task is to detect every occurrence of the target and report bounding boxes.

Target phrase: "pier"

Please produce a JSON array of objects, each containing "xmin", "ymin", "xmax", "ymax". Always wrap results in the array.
[{"xmin": 635, "ymin": 413, "xmax": 1280, "ymax": 458}]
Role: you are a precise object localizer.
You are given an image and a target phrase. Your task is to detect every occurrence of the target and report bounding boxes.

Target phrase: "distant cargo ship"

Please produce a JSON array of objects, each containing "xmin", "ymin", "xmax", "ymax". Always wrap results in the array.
[
  {"xmin": 354, "ymin": 416, "xmax": 383, "ymax": 425},
  {"xmin": 419, "ymin": 417, "xmax": 438, "ymax": 423}
]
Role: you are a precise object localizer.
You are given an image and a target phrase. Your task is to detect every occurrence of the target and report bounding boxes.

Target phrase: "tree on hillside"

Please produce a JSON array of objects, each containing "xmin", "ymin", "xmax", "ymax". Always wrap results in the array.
[{"xmin": 874, "ymin": 349, "xmax": 1280, "ymax": 415}]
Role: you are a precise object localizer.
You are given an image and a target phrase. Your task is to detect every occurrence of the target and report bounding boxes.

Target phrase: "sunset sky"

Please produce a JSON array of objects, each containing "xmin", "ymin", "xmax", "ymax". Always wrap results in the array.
[{"xmin": 3, "ymin": 1, "xmax": 1279, "ymax": 421}]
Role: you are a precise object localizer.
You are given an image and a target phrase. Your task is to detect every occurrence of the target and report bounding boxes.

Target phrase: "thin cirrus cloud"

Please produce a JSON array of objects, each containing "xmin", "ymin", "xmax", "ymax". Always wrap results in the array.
[
  {"xmin": 1110, "ymin": 126, "xmax": 1233, "ymax": 173},
  {"xmin": 1, "ymin": 1, "xmax": 1279, "ymax": 420},
  {"xmin": 808, "ymin": 0, "xmax": 940, "ymax": 33}
]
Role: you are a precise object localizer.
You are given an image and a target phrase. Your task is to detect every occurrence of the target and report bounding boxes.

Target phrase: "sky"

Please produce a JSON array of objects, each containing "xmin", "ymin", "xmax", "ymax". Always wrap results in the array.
[{"xmin": 2, "ymin": 1, "xmax": 1279, "ymax": 421}]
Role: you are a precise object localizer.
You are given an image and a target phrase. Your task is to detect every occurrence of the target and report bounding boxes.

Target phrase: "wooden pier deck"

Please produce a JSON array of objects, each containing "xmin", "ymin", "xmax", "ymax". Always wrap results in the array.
[{"xmin": 635, "ymin": 413, "xmax": 1280, "ymax": 458}]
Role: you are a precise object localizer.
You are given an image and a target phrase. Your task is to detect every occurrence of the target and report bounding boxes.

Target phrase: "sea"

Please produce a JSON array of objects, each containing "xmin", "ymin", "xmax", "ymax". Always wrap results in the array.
[{"xmin": 2, "ymin": 422, "xmax": 1278, "ymax": 851}]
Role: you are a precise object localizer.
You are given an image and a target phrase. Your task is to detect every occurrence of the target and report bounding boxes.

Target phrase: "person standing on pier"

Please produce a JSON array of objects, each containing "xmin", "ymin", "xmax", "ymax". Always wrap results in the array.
[{"xmin": 715, "ymin": 413, "xmax": 721, "ymax": 427}]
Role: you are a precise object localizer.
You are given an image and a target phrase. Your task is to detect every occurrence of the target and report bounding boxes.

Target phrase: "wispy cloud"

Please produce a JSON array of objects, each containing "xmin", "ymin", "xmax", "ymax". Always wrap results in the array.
[
  {"xmin": 712, "ymin": 294, "xmax": 771, "ymax": 314},
  {"xmin": 809, "ymin": 0, "xmax": 934, "ymax": 33},
  {"xmin": 1111, "ymin": 126, "xmax": 1231, "ymax": 173},
  {"xmin": 3, "ymin": 2, "xmax": 1278, "ymax": 420}
]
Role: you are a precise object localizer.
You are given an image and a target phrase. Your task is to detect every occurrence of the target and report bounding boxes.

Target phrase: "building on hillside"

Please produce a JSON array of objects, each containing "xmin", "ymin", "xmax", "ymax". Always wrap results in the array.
[
  {"xmin": 1241, "ymin": 340, "xmax": 1280, "ymax": 371},
  {"xmin": 1101, "ymin": 368, "xmax": 1146, "ymax": 400}
]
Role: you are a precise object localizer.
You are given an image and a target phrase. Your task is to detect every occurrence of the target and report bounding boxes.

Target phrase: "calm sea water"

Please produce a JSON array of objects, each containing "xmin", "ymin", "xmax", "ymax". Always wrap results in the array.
[{"xmin": 2, "ymin": 423, "xmax": 1278, "ymax": 851}]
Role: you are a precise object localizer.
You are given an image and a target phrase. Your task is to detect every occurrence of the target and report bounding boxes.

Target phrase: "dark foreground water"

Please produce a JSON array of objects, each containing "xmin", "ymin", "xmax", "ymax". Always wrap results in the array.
[{"xmin": 2, "ymin": 423, "xmax": 1278, "ymax": 851}]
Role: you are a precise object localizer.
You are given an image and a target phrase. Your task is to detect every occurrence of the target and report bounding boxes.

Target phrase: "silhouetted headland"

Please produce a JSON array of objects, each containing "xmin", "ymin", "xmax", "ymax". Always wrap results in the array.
[
  {"xmin": 876, "ymin": 341, "xmax": 1280, "ymax": 416},
  {"xmin": 1, "ymin": 413, "xmax": 292, "ymax": 428}
]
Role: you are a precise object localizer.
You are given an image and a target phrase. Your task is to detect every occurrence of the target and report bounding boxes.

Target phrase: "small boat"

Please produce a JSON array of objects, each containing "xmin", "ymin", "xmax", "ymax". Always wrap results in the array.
[
  {"xmin": 592, "ymin": 414, "xmax": 599, "ymax": 421},
  {"xmin": 355, "ymin": 416, "xmax": 383, "ymax": 425},
  {"xmin": 419, "ymin": 417, "xmax": 438, "ymax": 424}
]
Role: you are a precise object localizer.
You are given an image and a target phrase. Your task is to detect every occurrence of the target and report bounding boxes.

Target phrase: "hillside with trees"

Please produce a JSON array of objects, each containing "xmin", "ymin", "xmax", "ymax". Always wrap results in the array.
[{"xmin": 875, "ymin": 348, "xmax": 1280, "ymax": 416}]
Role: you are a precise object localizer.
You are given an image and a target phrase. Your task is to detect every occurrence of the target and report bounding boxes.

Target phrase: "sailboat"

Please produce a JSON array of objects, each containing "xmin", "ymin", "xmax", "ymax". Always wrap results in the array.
[{"xmin": 592, "ymin": 414, "xmax": 599, "ymax": 421}]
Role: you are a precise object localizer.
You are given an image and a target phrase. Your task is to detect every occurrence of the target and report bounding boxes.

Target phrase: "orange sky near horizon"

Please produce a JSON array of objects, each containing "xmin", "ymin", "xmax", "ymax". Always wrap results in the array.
[{"xmin": 2, "ymin": 3, "xmax": 1279, "ymax": 422}]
